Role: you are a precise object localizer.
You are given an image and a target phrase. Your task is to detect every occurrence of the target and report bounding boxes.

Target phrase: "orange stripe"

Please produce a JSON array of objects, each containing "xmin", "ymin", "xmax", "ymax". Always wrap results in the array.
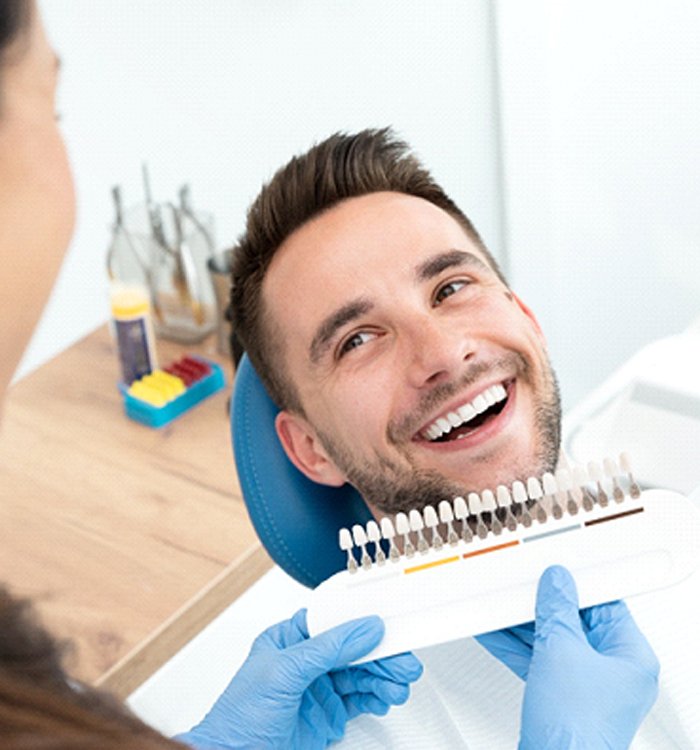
[
  {"xmin": 462, "ymin": 540, "xmax": 519, "ymax": 559},
  {"xmin": 404, "ymin": 555, "xmax": 460, "ymax": 574}
]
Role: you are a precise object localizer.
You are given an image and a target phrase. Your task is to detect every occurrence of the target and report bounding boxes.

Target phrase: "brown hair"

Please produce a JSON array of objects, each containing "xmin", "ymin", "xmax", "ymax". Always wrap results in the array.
[
  {"xmin": 0, "ymin": 0, "xmax": 30, "ymax": 63},
  {"xmin": 230, "ymin": 127, "xmax": 505, "ymax": 412},
  {"xmin": 0, "ymin": 587, "xmax": 186, "ymax": 750}
]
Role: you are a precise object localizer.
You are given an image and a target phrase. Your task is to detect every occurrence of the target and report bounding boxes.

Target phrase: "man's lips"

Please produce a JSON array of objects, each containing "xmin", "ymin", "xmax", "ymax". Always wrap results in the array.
[{"xmin": 413, "ymin": 378, "xmax": 516, "ymax": 447}]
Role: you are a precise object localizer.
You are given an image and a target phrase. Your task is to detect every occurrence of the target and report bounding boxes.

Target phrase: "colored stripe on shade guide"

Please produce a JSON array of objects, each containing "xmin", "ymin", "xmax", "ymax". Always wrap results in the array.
[{"xmin": 405, "ymin": 555, "xmax": 460, "ymax": 575}]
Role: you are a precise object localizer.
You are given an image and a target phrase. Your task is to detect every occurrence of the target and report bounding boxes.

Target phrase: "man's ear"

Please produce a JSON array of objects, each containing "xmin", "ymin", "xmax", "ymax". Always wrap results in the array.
[
  {"xmin": 275, "ymin": 410, "xmax": 347, "ymax": 487},
  {"xmin": 511, "ymin": 291, "xmax": 546, "ymax": 341}
]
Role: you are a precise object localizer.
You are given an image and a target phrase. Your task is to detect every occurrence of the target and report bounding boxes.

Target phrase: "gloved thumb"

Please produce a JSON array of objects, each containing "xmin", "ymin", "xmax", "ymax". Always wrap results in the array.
[
  {"xmin": 535, "ymin": 565, "xmax": 586, "ymax": 642},
  {"xmin": 286, "ymin": 615, "xmax": 385, "ymax": 684}
]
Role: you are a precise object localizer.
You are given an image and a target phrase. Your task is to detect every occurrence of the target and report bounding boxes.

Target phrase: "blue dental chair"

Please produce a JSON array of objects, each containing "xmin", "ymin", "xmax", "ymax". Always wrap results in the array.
[{"xmin": 231, "ymin": 354, "xmax": 373, "ymax": 588}]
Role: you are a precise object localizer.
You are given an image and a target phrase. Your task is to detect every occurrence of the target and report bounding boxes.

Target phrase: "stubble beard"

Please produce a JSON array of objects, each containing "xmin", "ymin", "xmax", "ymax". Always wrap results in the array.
[{"xmin": 316, "ymin": 352, "xmax": 562, "ymax": 517}]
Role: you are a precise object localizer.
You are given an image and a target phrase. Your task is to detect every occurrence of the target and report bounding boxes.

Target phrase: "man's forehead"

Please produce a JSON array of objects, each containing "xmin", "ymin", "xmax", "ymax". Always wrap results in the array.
[{"xmin": 262, "ymin": 192, "xmax": 491, "ymax": 334}]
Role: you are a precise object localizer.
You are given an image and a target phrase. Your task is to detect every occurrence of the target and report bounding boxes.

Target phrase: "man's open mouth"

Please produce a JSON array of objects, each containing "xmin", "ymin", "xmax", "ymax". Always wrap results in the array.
[{"xmin": 418, "ymin": 380, "xmax": 513, "ymax": 443}]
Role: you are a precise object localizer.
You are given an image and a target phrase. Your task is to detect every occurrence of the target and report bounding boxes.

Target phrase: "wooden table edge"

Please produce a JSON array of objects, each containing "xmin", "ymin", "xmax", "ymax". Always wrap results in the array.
[{"xmin": 95, "ymin": 543, "xmax": 273, "ymax": 699}]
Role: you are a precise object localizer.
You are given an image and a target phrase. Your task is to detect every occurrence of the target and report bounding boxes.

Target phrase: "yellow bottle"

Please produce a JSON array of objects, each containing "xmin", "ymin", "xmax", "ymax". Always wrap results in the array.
[{"xmin": 110, "ymin": 282, "xmax": 158, "ymax": 385}]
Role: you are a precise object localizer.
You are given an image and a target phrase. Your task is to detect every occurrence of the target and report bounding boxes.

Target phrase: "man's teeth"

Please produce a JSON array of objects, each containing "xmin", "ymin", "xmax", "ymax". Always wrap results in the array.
[{"xmin": 422, "ymin": 383, "xmax": 508, "ymax": 440}]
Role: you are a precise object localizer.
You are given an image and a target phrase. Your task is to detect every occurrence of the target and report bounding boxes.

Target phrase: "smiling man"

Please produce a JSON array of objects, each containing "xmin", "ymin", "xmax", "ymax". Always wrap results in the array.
[
  {"xmin": 229, "ymin": 129, "xmax": 661, "ymax": 749},
  {"xmin": 232, "ymin": 129, "xmax": 560, "ymax": 515}
]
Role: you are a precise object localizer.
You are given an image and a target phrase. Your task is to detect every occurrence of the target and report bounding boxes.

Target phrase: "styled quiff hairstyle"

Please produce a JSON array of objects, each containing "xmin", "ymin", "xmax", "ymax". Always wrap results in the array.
[{"xmin": 230, "ymin": 127, "xmax": 505, "ymax": 412}]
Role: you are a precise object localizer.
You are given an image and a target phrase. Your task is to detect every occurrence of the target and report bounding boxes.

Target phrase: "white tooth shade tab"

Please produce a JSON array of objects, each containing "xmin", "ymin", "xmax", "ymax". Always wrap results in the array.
[
  {"xmin": 556, "ymin": 468, "xmax": 573, "ymax": 491},
  {"xmin": 423, "ymin": 505, "xmax": 439, "ymax": 528},
  {"xmin": 352, "ymin": 524, "xmax": 368, "ymax": 547},
  {"xmin": 512, "ymin": 480, "xmax": 528, "ymax": 504},
  {"xmin": 496, "ymin": 485, "xmax": 512, "ymax": 507},
  {"xmin": 527, "ymin": 477, "xmax": 544, "ymax": 500},
  {"xmin": 453, "ymin": 496, "xmax": 468, "ymax": 520},
  {"xmin": 573, "ymin": 465, "xmax": 588, "ymax": 487},
  {"xmin": 409, "ymin": 509, "xmax": 424, "ymax": 531},
  {"xmin": 481, "ymin": 489, "xmax": 497, "ymax": 512},
  {"xmin": 588, "ymin": 461, "xmax": 603, "ymax": 482},
  {"xmin": 542, "ymin": 472, "xmax": 557, "ymax": 496},
  {"xmin": 380, "ymin": 517, "xmax": 395, "ymax": 539},
  {"xmin": 603, "ymin": 457, "xmax": 619, "ymax": 477},
  {"xmin": 366, "ymin": 520, "xmax": 381, "ymax": 544},
  {"xmin": 395, "ymin": 512, "xmax": 410, "ymax": 536},
  {"xmin": 467, "ymin": 492, "xmax": 482, "ymax": 515},
  {"xmin": 439, "ymin": 500, "xmax": 455, "ymax": 523},
  {"xmin": 339, "ymin": 528, "xmax": 353, "ymax": 551},
  {"xmin": 619, "ymin": 452, "xmax": 632, "ymax": 473}
]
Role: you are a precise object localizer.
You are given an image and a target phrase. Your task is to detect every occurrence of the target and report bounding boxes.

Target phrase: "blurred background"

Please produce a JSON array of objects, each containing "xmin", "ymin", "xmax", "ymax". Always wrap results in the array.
[{"xmin": 24, "ymin": 0, "xmax": 700, "ymax": 411}]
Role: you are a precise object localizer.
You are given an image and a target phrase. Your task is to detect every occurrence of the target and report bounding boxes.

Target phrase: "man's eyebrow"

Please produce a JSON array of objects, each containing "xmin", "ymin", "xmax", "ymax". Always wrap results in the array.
[
  {"xmin": 416, "ymin": 249, "xmax": 490, "ymax": 282},
  {"xmin": 309, "ymin": 298, "xmax": 373, "ymax": 364}
]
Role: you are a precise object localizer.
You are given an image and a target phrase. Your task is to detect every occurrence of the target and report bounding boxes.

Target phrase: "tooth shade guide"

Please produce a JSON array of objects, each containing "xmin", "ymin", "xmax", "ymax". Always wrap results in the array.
[
  {"xmin": 313, "ymin": 485, "xmax": 696, "ymax": 664},
  {"xmin": 341, "ymin": 454, "xmax": 648, "ymax": 573}
]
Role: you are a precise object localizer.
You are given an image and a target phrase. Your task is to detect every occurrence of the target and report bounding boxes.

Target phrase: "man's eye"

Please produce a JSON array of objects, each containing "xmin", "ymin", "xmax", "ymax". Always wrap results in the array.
[
  {"xmin": 434, "ymin": 279, "xmax": 469, "ymax": 305},
  {"xmin": 338, "ymin": 331, "xmax": 375, "ymax": 358}
]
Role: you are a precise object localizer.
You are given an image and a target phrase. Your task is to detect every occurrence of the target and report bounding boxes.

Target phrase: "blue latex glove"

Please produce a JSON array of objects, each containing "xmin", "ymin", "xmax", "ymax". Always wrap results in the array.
[
  {"xmin": 176, "ymin": 609, "xmax": 423, "ymax": 750},
  {"xmin": 519, "ymin": 565, "xmax": 659, "ymax": 749}
]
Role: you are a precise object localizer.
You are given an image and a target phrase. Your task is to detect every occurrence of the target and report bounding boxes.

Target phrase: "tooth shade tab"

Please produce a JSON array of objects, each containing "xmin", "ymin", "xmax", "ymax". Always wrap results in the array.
[
  {"xmin": 467, "ymin": 492, "xmax": 482, "ymax": 515},
  {"xmin": 512, "ymin": 481, "xmax": 528, "ymax": 504},
  {"xmin": 339, "ymin": 528, "xmax": 353, "ymax": 551},
  {"xmin": 409, "ymin": 509, "xmax": 425, "ymax": 531},
  {"xmin": 439, "ymin": 500, "xmax": 455, "ymax": 523},
  {"xmin": 366, "ymin": 520, "xmax": 381, "ymax": 543},
  {"xmin": 496, "ymin": 485, "xmax": 512, "ymax": 507},
  {"xmin": 424, "ymin": 505, "xmax": 439, "ymax": 528},
  {"xmin": 542, "ymin": 472, "xmax": 557, "ymax": 495},
  {"xmin": 481, "ymin": 489, "xmax": 497, "ymax": 512},
  {"xmin": 527, "ymin": 477, "xmax": 544, "ymax": 500},
  {"xmin": 588, "ymin": 460, "xmax": 603, "ymax": 482},
  {"xmin": 339, "ymin": 527, "xmax": 358, "ymax": 573},
  {"xmin": 556, "ymin": 468, "xmax": 573, "ymax": 491},
  {"xmin": 352, "ymin": 524, "xmax": 368, "ymax": 547},
  {"xmin": 619, "ymin": 452, "xmax": 633, "ymax": 473},
  {"xmin": 573, "ymin": 465, "xmax": 588, "ymax": 487},
  {"xmin": 603, "ymin": 457, "xmax": 619, "ymax": 477},
  {"xmin": 395, "ymin": 512, "xmax": 410, "ymax": 536},
  {"xmin": 453, "ymin": 496, "xmax": 468, "ymax": 520},
  {"xmin": 380, "ymin": 517, "xmax": 396, "ymax": 539}
]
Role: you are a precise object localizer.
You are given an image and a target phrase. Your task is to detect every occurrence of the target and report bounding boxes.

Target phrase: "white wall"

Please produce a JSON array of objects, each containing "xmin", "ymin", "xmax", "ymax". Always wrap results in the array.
[
  {"xmin": 496, "ymin": 0, "xmax": 700, "ymax": 409},
  {"xmin": 19, "ymin": 0, "xmax": 503, "ymax": 380}
]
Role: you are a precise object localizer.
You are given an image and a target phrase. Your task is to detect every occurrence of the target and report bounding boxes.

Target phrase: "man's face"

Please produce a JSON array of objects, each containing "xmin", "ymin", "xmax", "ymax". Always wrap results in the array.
[{"xmin": 265, "ymin": 192, "xmax": 561, "ymax": 517}]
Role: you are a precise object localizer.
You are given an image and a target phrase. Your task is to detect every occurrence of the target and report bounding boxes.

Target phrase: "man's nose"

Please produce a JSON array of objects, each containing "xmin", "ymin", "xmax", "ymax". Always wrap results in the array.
[{"xmin": 402, "ymin": 315, "xmax": 475, "ymax": 389}]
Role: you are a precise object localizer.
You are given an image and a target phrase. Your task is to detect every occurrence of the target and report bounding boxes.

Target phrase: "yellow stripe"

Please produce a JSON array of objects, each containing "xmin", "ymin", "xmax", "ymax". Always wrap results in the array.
[{"xmin": 405, "ymin": 555, "xmax": 460, "ymax": 574}]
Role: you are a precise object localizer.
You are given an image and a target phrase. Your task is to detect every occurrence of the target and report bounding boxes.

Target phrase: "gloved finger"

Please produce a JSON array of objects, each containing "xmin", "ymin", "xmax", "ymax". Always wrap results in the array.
[
  {"xmin": 534, "ymin": 565, "xmax": 587, "ymax": 644},
  {"xmin": 476, "ymin": 624, "xmax": 535, "ymax": 680},
  {"xmin": 581, "ymin": 600, "xmax": 659, "ymax": 672},
  {"xmin": 305, "ymin": 676, "xmax": 347, "ymax": 742},
  {"xmin": 330, "ymin": 669, "xmax": 412, "ymax": 705},
  {"xmin": 284, "ymin": 615, "xmax": 385, "ymax": 687},
  {"xmin": 250, "ymin": 608, "xmax": 308, "ymax": 653},
  {"xmin": 350, "ymin": 652, "xmax": 423, "ymax": 683},
  {"xmin": 343, "ymin": 692, "xmax": 391, "ymax": 719}
]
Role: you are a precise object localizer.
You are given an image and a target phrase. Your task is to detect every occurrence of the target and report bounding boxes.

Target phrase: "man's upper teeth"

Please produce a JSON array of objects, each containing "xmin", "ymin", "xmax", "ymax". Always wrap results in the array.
[{"xmin": 423, "ymin": 383, "xmax": 507, "ymax": 440}]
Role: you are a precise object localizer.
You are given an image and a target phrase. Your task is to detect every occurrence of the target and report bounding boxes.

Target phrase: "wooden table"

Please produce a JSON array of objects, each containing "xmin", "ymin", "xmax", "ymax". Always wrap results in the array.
[{"xmin": 0, "ymin": 325, "xmax": 271, "ymax": 698}]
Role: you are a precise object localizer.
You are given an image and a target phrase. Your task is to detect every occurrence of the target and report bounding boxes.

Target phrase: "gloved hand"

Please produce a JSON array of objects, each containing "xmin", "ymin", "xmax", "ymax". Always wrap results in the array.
[
  {"xmin": 519, "ymin": 565, "xmax": 659, "ymax": 749},
  {"xmin": 176, "ymin": 609, "xmax": 423, "ymax": 750}
]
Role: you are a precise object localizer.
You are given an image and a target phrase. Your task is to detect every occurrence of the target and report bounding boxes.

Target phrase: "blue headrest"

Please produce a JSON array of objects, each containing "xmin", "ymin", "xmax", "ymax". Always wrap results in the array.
[{"xmin": 231, "ymin": 355, "xmax": 372, "ymax": 588}]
